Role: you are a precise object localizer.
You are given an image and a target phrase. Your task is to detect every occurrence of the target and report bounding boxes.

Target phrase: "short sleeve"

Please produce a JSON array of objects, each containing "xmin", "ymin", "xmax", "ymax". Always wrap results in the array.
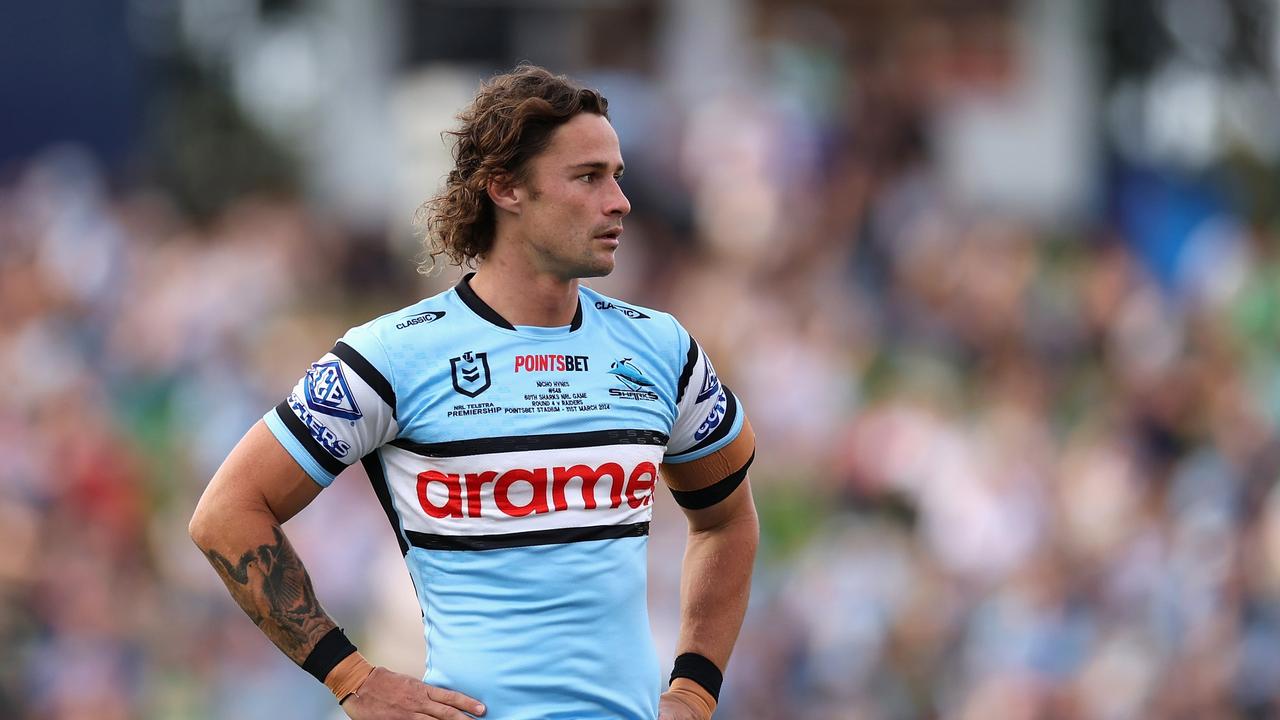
[
  {"xmin": 263, "ymin": 326, "xmax": 399, "ymax": 487},
  {"xmin": 664, "ymin": 329, "xmax": 745, "ymax": 464}
]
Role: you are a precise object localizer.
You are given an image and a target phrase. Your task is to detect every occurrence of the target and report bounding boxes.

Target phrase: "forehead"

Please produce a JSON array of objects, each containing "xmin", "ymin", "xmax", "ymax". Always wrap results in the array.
[{"xmin": 537, "ymin": 113, "xmax": 623, "ymax": 169}]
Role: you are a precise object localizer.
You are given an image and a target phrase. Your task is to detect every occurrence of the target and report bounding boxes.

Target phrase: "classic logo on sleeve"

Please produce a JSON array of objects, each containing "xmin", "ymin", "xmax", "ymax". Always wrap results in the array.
[
  {"xmin": 304, "ymin": 361, "xmax": 363, "ymax": 421},
  {"xmin": 395, "ymin": 310, "xmax": 445, "ymax": 330},
  {"xmin": 594, "ymin": 300, "xmax": 651, "ymax": 319},
  {"xmin": 450, "ymin": 351, "xmax": 492, "ymax": 398}
]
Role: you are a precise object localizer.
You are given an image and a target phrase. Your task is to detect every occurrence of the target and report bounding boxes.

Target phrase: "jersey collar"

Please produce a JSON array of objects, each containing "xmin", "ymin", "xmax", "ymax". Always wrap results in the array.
[{"xmin": 455, "ymin": 272, "xmax": 584, "ymax": 332}]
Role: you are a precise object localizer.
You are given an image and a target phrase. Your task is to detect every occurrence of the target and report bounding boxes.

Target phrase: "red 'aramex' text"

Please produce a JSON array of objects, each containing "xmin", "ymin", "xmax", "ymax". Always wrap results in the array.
[{"xmin": 416, "ymin": 461, "xmax": 656, "ymax": 519}]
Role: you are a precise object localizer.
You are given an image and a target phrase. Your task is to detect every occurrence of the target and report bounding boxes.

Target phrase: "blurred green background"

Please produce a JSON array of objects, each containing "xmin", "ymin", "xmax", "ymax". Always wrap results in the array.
[{"xmin": 3, "ymin": 0, "xmax": 1280, "ymax": 718}]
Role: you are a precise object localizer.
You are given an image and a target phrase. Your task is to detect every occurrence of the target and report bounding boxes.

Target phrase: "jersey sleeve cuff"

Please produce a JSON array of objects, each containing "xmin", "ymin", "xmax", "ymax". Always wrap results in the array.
[
  {"xmin": 663, "ymin": 408, "xmax": 745, "ymax": 464},
  {"xmin": 264, "ymin": 408, "xmax": 339, "ymax": 487}
]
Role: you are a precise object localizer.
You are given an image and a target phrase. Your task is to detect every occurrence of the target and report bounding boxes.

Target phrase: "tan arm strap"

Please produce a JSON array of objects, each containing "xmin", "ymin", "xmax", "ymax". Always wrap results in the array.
[
  {"xmin": 667, "ymin": 677, "xmax": 717, "ymax": 718},
  {"xmin": 326, "ymin": 652, "xmax": 376, "ymax": 704}
]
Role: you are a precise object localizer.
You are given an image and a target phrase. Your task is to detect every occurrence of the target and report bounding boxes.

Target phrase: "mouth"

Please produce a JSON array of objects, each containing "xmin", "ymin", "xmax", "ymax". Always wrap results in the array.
[{"xmin": 595, "ymin": 227, "xmax": 623, "ymax": 247}]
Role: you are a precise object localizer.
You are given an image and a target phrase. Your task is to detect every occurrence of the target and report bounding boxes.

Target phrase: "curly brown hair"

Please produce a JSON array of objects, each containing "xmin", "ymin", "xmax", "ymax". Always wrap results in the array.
[{"xmin": 418, "ymin": 64, "xmax": 610, "ymax": 270}]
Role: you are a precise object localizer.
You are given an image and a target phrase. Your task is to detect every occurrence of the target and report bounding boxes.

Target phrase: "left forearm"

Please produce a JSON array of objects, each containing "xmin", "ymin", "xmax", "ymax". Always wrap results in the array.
[{"xmin": 674, "ymin": 500, "xmax": 759, "ymax": 669}]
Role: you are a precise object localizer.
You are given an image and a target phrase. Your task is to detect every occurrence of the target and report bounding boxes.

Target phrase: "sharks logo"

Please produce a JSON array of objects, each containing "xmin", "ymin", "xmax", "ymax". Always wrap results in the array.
[
  {"xmin": 608, "ymin": 358, "xmax": 659, "ymax": 401},
  {"xmin": 450, "ymin": 351, "xmax": 492, "ymax": 398},
  {"xmin": 608, "ymin": 358, "xmax": 654, "ymax": 390}
]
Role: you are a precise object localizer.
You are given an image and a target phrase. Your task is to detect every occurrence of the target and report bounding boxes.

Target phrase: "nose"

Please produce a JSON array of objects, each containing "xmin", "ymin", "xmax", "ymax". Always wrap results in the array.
[{"xmin": 605, "ymin": 177, "xmax": 631, "ymax": 218}]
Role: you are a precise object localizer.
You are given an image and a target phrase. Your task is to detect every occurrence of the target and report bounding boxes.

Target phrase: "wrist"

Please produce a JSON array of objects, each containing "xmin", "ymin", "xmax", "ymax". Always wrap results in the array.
[
  {"xmin": 668, "ymin": 652, "xmax": 723, "ymax": 717},
  {"xmin": 302, "ymin": 627, "xmax": 375, "ymax": 703},
  {"xmin": 666, "ymin": 677, "xmax": 717, "ymax": 718},
  {"xmin": 670, "ymin": 652, "xmax": 723, "ymax": 700},
  {"xmin": 326, "ymin": 652, "xmax": 375, "ymax": 704}
]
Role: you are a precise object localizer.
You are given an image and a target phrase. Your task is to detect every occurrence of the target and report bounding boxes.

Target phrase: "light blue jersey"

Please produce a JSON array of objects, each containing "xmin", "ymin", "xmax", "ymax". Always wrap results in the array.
[{"xmin": 265, "ymin": 274, "xmax": 745, "ymax": 719}]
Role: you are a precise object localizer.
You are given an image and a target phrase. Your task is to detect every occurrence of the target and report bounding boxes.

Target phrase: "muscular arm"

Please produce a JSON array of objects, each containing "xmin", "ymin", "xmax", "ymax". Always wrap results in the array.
[
  {"xmin": 673, "ymin": 477, "xmax": 759, "ymax": 669},
  {"xmin": 659, "ymin": 421, "xmax": 759, "ymax": 719},
  {"xmin": 191, "ymin": 421, "xmax": 485, "ymax": 719},
  {"xmin": 189, "ymin": 420, "xmax": 334, "ymax": 663}
]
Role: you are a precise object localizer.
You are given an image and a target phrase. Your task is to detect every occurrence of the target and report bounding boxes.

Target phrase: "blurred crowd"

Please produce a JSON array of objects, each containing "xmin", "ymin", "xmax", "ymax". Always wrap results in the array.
[{"xmin": 4, "ymin": 2, "xmax": 1280, "ymax": 719}]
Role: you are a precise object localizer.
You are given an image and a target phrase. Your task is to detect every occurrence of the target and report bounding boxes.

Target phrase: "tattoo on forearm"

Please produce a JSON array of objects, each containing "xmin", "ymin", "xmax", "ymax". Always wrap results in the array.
[{"xmin": 202, "ymin": 525, "xmax": 336, "ymax": 664}]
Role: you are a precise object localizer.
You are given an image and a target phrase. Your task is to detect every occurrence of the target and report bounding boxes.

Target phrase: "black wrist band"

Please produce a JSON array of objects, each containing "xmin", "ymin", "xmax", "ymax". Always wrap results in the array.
[
  {"xmin": 670, "ymin": 652, "xmax": 723, "ymax": 700},
  {"xmin": 302, "ymin": 627, "xmax": 357, "ymax": 682}
]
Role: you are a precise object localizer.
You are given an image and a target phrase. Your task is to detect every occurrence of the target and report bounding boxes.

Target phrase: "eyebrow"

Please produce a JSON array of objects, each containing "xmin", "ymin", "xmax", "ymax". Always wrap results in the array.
[{"xmin": 570, "ymin": 161, "xmax": 625, "ymax": 175}]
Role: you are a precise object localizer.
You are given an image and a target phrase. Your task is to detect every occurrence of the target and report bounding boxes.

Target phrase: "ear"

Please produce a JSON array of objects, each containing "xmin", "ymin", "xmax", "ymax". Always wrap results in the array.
[{"xmin": 487, "ymin": 173, "xmax": 522, "ymax": 215}]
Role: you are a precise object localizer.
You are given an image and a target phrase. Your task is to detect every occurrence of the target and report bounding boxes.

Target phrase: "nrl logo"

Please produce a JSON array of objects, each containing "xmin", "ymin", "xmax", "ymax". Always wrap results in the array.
[{"xmin": 450, "ymin": 351, "xmax": 492, "ymax": 398}]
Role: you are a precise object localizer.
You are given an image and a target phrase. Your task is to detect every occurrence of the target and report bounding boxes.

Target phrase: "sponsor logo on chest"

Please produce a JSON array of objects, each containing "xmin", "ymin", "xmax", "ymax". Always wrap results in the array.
[
  {"xmin": 442, "ymin": 349, "xmax": 662, "ymax": 415},
  {"xmin": 416, "ymin": 460, "xmax": 657, "ymax": 519},
  {"xmin": 514, "ymin": 354, "xmax": 590, "ymax": 372}
]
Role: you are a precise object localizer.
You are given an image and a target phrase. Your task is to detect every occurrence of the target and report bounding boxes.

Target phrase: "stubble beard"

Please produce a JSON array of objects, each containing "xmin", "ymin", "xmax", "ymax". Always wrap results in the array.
[
  {"xmin": 564, "ymin": 246, "xmax": 615, "ymax": 280},
  {"xmin": 527, "ymin": 232, "xmax": 615, "ymax": 280}
]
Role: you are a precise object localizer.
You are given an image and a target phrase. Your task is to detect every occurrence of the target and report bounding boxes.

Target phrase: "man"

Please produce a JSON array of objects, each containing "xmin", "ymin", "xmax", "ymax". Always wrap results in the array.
[{"xmin": 190, "ymin": 64, "xmax": 758, "ymax": 720}]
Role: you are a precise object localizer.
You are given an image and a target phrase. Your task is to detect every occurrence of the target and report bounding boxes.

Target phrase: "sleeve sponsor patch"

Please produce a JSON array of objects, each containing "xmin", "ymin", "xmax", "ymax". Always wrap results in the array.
[
  {"xmin": 265, "ymin": 339, "xmax": 400, "ymax": 486},
  {"xmin": 667, "ymin": 336, "xmax": 743, "ymax": 460},
  {"xmin": 286, "ymin": 394, "xmax": 353, "ymax": 460},
  {"xmin": 304, "ymin": 360, "xmax": 363, "ymax": 421},
  {"xmin": 695, "ymin": 366, "xmax": 722, "ymax": 404},
  {"xmin": 693, "ymin": 383, "xmax": 728, "ymax": 443}
]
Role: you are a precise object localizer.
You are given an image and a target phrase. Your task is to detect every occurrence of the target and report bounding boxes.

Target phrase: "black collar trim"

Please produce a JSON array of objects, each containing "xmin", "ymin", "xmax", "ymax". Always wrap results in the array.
[
  {"xmin": 569, "ymin": 298, "xmax": 583, "ymax": 331},
  {"xmin": 455, "ymin": 272, "xmax": 583, "ymax": 332}
]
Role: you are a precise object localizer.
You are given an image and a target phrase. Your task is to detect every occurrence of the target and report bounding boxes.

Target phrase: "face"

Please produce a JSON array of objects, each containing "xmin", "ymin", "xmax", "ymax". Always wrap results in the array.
[{"xmin": 509, "ymin": 113, "xmax": 631, "ymax": 279}]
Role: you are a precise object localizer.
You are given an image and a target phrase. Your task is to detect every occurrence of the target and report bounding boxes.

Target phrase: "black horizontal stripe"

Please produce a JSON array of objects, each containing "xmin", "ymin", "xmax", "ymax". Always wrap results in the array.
[
  {"xmin": 675, "ymin": 336, "xmax": 700, "ymax": 404},
  {"xmin": 669, "ymin": 451, "xmax": 754, "ymax": 510},
  {"xmin": 275, "ymin": 401, "xmax": 347, "ymax": 477},
  {"xmin": 390, "ymin": 429, "xmax": 668, "ymax": 458},
  {"xmin": 331, "ymin": 341, "xmax": 396, "ymax": 416},
  {"xmin": 406, "ymin": 522, "xmax": 649, "ymax": 551}
]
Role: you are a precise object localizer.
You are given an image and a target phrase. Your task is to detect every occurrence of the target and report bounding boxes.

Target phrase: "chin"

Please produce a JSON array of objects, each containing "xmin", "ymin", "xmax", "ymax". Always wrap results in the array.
[
  {"xmin": 578, "ymin": 263, "xmax": 614, "ymax": 279},
  {"xmin": 575, "ymin": 254, "xmax": 616, "ymax": 279}
]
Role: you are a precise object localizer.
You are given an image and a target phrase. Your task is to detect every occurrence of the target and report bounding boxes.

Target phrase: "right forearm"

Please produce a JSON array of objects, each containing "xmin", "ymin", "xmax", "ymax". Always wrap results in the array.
[{"xmin": 192, "ymin": 509, "xmax": 337, "ymax": 665}]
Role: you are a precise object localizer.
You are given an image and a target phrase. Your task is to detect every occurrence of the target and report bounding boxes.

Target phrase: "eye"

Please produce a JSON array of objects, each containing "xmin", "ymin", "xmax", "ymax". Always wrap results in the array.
[{"xmin": 578, "ymin": 173, "xmax": 596, "ymax": 183}]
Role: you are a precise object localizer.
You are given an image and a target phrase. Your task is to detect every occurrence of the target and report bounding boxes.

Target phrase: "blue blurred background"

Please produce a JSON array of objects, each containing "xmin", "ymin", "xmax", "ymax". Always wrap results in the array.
[{"xmin": 3, "ymin": 0, "xmax": 1280, "ymax": 718}]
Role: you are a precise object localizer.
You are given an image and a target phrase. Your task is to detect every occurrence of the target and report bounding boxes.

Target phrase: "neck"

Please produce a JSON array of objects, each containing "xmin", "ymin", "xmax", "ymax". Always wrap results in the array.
[{"xmin": 469, "ymin": 257, "xmax": 580, "ymax": 327}]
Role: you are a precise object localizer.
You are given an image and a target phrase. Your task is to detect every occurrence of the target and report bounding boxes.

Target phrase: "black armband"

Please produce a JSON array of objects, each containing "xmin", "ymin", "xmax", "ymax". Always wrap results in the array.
[
  {"xmin": 302, "ymin": 627, "xmax": 357, "ymax": 683},
  {"xmin": 668, "ymin": 451, "xmax": 754, "ymax": 510},
  {"xmin": 670, "ymin": 652, "xmax": 724, "ymax": 700}
]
